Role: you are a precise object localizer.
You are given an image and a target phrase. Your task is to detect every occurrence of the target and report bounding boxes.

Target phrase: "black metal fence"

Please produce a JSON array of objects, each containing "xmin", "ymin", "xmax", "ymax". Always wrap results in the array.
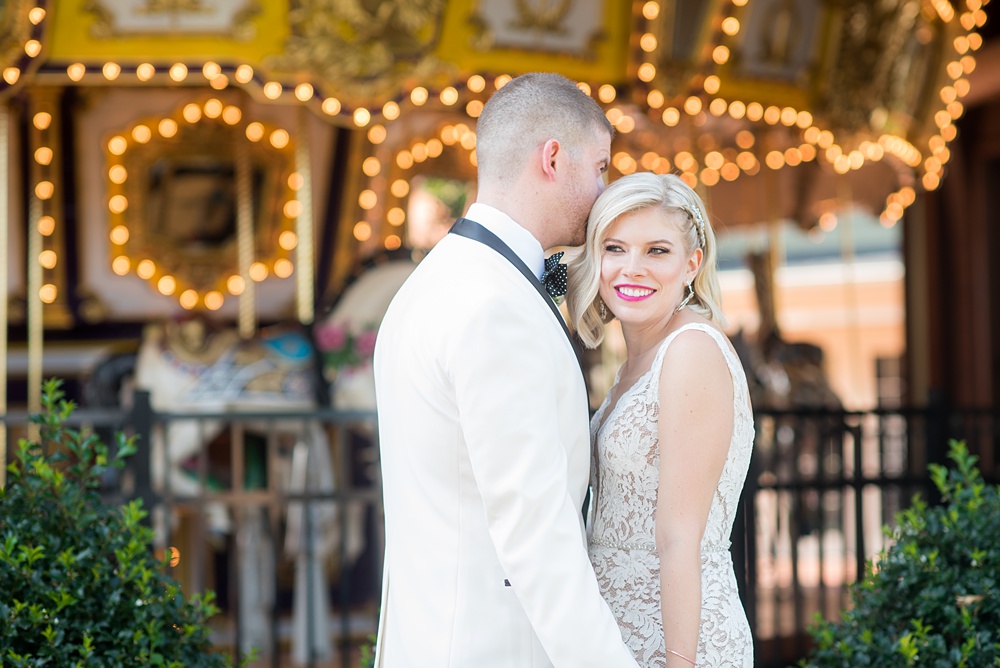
[
  {"xmin": 738, "ymin": 404, "xmax": 998, "ymax": 667},
  {"xmin": 3, "ymin": 394, "xmax": 997, "ymax": 667},
  {"xmin": 3, "ymin": 391, "xmax": 383, "ymax": 668}
]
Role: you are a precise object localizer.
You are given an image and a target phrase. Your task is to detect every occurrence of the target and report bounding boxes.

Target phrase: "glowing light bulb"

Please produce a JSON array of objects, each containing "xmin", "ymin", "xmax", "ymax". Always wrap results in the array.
[
  {"xmin": 158, "ymin": 119, "xmax": 178, "ymax": 138},
  {"xmin": 249, "ymin": 262, "xmax": 268, "ymax": 282},
  {"xmin": 112, "ymin": 256, "xmax": 130, "ymax": 275},
  {"xmin": 467, "ymin": 75, "xmax": 486, "ymax": 93},
  {"xmin": 39, "ymin": 284, "xmax": 57, "ymax": 303},
  {"xmin": 179, "ymin": 290, "xmax": 198, "ymax": 309},
  {"xmin": 295, "ymin": 83, "xmax": 314, "ymax": 101},
  {"xmin": 158, "ymin": 275, "xmax": 176, "ymax": 295},
  {"xmin": 168, "ymin": 63, "xmax": 188, "ymax": 82},
  {"xmin": 239, "ymin": 119, "xmax": 260, "ymax": 141},
  {"xmin": 205, "ymin": 291, "xmax": 224, "ymax": 310},
  {"xmin": 274, "ymin": 259, "xmax": 294, "ymax": 278},
  {"xmin": 410, "ymin": 86, "xmax": 429, "ymax": 106},
  {"xmin": 353, "ymin": 108, "xmax": 372, "ymax": 127},
  {"xmin": 235, "ymin": 64, "xmax": 254, "ymax": 83},
  {"xmin": 270, "ymin": 129, "xmax": 290, "ymax": 148},
  {"xmin": 263, "ymin": 82, "xmax": 282, "ymax": 99},
  {"xmin": 137, "ymin": 259, "xmax": 156, "ymax": 280}
]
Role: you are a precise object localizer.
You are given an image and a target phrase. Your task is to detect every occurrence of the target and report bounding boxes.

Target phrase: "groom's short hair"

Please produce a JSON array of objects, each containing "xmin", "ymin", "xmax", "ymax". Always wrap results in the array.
[{"xmin": 475, "ymin": 72, "xmax": 612, "ymax": 186}]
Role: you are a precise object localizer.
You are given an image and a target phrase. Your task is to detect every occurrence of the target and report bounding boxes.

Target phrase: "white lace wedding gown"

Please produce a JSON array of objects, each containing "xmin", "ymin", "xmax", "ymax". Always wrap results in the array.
[{"xmin": 588, "ymin": 323, "xmax": 754, "ymax": 667}]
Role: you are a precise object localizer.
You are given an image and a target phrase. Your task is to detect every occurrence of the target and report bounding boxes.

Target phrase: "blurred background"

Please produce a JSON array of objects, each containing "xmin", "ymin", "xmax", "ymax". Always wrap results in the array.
[{"xmin": 2, "ymin": 0, "xmax": 998, "ymax": 665}]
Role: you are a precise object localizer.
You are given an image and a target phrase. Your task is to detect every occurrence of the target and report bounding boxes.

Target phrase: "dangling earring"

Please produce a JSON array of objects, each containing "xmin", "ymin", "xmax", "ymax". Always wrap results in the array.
[
  {"xmin": 676, "ymin": 281, "xmax": 694, "ymax": 312},
  {"xmin": 599, "ymin": 299, "xmax": 607, "ymax": 320}
]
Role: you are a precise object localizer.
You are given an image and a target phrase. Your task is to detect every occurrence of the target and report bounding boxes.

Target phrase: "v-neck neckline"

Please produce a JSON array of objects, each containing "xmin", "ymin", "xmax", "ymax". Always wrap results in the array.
[
  {"xmin": 594, "ymin": 362, "xmax": 658, "ymax": 438},
  {"xmin": 594, "ymin": 323, "xmax": 709, "ymax": 437}
]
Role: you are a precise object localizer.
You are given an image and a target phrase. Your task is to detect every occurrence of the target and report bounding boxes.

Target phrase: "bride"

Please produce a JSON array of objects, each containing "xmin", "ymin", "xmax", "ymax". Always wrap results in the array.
[{"xmin": 567, "ymin": 172, "xmax": 754, "ymax": 667}]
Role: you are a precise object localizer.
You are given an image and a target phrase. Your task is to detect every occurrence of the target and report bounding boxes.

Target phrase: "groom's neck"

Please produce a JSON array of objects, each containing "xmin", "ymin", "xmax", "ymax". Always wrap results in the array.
[{"xmin": 476, "ymin": 183, "xmax": 551, "ymax": 250}]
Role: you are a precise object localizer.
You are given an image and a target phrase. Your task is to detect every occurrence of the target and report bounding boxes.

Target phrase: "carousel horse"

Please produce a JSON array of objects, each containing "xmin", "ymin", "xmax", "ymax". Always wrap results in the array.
[
  {"xmin": 739, "ymin": 249, "xmax": 842, "ymax": 412},
  {"xmin": 87, "ymin": 316, "xmax": 363, "ymax": 663},
  {"xmin": 731, "ymin": 328, "xmax": 842, "ymax": 412},
  {"xmin": 131, "ymin": 316, "xmax": 318, "ymax": 537}
]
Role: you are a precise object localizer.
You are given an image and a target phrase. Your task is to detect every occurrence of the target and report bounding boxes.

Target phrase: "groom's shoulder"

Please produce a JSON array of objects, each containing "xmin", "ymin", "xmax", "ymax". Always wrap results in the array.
[{"xmin": 418, "ymin": 234, "xmax": 523, "ymax": 287}]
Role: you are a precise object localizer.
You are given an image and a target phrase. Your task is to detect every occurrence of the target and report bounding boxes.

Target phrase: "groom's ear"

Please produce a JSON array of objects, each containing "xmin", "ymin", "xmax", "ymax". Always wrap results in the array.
[{"xmin": 540, "ymin": 138, "xmax": 560, "ymax": 180}]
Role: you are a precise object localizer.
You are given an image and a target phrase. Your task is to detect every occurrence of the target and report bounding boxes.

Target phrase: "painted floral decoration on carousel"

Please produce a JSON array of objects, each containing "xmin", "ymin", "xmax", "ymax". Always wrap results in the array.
[{"xmin": 315, "ymin": 322, "xmax": 378, "ymax": 380}]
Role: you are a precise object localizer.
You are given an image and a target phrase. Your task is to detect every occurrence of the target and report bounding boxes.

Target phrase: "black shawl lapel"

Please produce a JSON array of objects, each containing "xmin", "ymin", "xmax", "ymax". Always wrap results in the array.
[{"xmin": 449, "ymin": 218, "xmax": 585, "ymax": 377}]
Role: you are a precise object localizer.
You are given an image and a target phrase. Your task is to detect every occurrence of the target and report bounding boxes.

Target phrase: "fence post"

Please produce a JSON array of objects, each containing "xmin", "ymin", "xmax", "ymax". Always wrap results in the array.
[
  {"xmin": 850, "ymin": 422, "xmax": 866, "ymax": 593},
  {"xmin": 129, "ymin": 389, "xmax": 157, "ymax": 519},
  {"xmin": 925, "ymin": 389, "xmax": 948, "ymax": 505}
]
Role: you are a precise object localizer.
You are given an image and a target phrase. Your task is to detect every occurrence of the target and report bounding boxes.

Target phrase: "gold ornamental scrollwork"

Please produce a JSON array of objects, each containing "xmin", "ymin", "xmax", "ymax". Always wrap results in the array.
[
  {"xmin": 820, "ymin": 0, "xmax": 941, "ymax": 137},
  {"xmin": 269, "ymin": 0, "xmax": 450, "ymax": 105},
  {"xmin": 84, "ymin": 0, "xmax": 261, "ymax": 40},
  {"xmin": 513, "ymin": 0, "xmax": 573, "ymax": 32},
  {"xmin": 470, "ymin": 0, "xmax": 605, "ymax": 56},
  {"xmin": 138, "ymin": 0, "xmax": 211, "ymax": 13}
]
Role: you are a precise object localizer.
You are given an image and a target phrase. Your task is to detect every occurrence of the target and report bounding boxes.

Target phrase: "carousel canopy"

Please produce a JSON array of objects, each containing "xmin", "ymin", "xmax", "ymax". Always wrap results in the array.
[{"xmin": 0, "ymin": 0, "xmax": 991, "ymax": 313}]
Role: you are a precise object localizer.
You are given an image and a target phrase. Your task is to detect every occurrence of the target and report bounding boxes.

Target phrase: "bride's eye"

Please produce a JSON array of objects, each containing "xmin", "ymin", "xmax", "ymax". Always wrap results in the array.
[
  {"xmin": 603, "ymin": 243, "xmax": 623, "ymax": 253},
  {"xmin": 649, "ymin": 247, "xmax": 669, "ymax": 255}
]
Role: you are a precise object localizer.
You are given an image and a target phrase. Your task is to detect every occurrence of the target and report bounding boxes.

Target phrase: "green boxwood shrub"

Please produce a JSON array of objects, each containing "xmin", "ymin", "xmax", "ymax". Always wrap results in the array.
[
  {"xmin": 800, "ymin": 440, "xmax": 1000, "ymax": 667},
  {"xmin": 0, "ymin": 379, "xmax": 246, "ymax": 667}
]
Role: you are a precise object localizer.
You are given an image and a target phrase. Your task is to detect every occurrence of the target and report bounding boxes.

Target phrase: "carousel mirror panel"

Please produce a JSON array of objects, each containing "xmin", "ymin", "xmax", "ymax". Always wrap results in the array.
[
  {"xmin": 75, "ymin": 89, "xmax": 335, "ymax": 320},
  {"xmin": 107, "ymin": 98, "xmax": 294, "ymax": 310},
  {"xmin": 351, "ymin": 111, "xmax": 477, "ymax": 260}
]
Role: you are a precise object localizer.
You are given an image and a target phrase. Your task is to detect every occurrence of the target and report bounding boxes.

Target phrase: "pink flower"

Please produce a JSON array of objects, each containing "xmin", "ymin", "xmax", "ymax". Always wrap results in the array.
[
  {"xmin": 316, "ymin": 323, "xmax": 347, "ymax": 352},
  {"xmin": 354, "ymin": 330, "xmax": 378, "ymax": 358}
]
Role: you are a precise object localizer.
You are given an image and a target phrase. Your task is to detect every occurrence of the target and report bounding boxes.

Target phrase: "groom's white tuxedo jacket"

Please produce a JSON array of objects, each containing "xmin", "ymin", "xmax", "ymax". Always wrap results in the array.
[{"xmin": 373, "ymin": 209, "xmax": 637, "ymax": 667}]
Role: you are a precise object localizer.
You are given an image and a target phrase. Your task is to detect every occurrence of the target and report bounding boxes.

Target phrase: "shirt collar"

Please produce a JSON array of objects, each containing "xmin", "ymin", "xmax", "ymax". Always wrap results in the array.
[{"xmin": 465, "ymin": 203, "xmax": 546, "ymax": 280}]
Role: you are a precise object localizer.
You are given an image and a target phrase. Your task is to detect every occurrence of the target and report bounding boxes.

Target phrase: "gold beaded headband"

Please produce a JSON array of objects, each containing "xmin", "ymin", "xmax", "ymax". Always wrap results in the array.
[{"xmin": 689, "ymin": 205, "xmax": 707, "ymax": 249}]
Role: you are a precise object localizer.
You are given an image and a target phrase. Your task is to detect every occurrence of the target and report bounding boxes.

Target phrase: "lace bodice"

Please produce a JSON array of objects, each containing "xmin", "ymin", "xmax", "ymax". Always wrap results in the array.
[{"xmin": 588, "ymin": 323, "xmax": 754, "ymax": 667}]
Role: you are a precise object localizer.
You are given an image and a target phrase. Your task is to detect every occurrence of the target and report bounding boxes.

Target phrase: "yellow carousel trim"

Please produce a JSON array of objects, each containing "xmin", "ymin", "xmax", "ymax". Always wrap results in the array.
[{"xmin": 48, "ymin": 0, "xmax": 288, "ymax": 62}]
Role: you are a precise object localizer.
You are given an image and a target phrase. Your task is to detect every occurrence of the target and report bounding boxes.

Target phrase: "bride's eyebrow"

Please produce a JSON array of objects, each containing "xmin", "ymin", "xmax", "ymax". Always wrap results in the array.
[{"xmin": 602, "ymin": 237, "xmax": 673, "ymax": 245}]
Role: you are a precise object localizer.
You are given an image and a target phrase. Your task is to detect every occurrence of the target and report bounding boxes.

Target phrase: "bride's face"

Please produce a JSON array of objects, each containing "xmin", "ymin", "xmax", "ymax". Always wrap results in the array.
[{"xmin": 598, "ymin": 206, "xmax": 700, "ymax": 328}]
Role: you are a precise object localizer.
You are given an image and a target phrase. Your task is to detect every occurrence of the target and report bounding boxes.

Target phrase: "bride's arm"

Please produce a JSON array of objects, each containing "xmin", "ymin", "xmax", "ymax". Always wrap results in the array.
[{"xmin": 655, "ymin": 330, "xmax": 734, "ymax": 666}]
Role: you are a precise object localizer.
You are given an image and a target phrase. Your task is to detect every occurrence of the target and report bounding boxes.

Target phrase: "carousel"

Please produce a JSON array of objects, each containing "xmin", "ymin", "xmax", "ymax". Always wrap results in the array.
[{"xmin": 0, "ymin": 0, "xmax": 990, "ymax": 665}]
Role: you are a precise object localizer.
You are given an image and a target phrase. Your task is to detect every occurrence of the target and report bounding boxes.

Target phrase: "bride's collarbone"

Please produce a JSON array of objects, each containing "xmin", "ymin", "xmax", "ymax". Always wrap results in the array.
[
  {"xmin": 616, "ymin": 368, "xmax": 648, "ymax": 393},
  {"xmin": 619, "ymin": 344, "xmax": 662, "ymax": 383}
]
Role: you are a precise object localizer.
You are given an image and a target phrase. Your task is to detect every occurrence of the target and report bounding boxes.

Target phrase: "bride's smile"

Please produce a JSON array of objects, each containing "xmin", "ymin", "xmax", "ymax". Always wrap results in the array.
[{"xmin": 615, "ymin": 284, "xmax": 656, "ymax": 301}]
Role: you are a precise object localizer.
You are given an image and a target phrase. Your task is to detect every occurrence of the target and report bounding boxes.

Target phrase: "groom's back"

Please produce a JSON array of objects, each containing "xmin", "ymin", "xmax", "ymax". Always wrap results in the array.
[{"xmin": 373, "ymin": 234, "xmax": 557, "ymax": 667}]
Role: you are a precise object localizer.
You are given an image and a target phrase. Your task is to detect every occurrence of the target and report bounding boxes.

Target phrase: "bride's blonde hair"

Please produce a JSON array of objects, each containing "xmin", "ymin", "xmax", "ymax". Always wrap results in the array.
[{"xmin": 567, "ymin": 172, "xmax": 725, "ymax": 348}]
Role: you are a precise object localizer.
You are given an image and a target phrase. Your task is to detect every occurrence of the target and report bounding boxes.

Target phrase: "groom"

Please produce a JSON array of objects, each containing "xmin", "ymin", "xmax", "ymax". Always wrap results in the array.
[{"xmin": 373, "ymin": 72, "xmax": 637, "ymax": 667}]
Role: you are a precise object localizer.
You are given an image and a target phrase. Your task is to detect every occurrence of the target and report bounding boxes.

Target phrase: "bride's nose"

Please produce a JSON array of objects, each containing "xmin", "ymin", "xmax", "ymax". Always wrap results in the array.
[{"xmin": 622, "ymin": 251, "xmax": 646, "ymax": 276}]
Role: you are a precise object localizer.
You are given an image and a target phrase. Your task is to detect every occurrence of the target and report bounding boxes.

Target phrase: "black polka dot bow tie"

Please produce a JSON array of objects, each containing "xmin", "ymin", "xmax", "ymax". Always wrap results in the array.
[{"xmin": 541, "ymin": 251, "xmax": 568, "ymax": 299}]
